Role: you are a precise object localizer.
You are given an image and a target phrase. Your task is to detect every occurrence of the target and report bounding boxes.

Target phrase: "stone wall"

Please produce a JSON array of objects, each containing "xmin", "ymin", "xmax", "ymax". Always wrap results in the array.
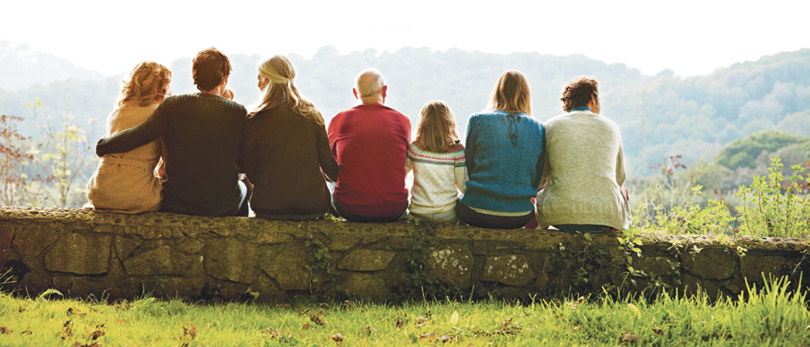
[{"xmin": 0, "ymin": 207, "xmax": 807, "ymax": 302}]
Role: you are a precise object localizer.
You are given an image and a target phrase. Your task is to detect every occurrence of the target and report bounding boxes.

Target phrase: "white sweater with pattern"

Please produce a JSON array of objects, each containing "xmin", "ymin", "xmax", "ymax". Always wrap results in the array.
[{"xmin": 405, "ymin": 142, "xmax": 467, "ymax": 214}]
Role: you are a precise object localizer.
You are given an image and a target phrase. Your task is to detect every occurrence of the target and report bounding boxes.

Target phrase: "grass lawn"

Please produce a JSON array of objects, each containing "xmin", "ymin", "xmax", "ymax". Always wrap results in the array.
[{"xmin": 1, "ymin": 279, "xmax": 808, "ymax": 346}]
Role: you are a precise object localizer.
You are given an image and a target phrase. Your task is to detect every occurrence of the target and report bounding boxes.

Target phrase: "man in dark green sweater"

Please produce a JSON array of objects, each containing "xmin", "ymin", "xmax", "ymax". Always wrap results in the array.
[{"xmin": 96, "ymin": 48, "xmax": 248, "ymax": 216}]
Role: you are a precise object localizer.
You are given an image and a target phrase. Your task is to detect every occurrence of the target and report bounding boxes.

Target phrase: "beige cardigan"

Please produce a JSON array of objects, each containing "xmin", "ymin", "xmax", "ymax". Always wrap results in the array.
[
  {"xmin": 536, "ymin": 110, "xmax": 631, "ymax": 230},
  {"xmin": 85, "ymin": 104, "xmax": 162, "ymax": 213}
]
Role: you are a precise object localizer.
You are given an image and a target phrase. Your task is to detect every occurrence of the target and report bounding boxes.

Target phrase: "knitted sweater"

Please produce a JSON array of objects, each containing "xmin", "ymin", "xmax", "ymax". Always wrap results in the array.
[
  {"xmin": 536, "ymin": 110, "xmax": 631, "ymax": 230},
  {"xmin": 96, "ymin": 93, "xmax": 246, "ymax": 216},
  {"xmin": 86, "ymin": 104, "xmax": 162, "ymax": 214},
  {"xmin": 242, "ymin": 105, "xmax": 338, "ymax": 219},
  {"xmin": 405, "ymin": 141, "xmax": 467, "ymax": 214},
  {"xmin": 461, "ymin": 110, "xmax": 544, "ymax": 212}
]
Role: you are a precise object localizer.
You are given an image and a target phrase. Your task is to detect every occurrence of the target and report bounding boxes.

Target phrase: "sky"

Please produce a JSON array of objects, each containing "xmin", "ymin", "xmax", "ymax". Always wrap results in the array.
[{"xmin": 2, "ymin": 0, "xmax": 809, "ymax": 77}]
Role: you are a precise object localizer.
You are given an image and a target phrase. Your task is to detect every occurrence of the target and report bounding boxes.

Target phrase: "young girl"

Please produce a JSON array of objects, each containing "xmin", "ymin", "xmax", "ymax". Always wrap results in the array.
[
  {"xmin": 86, "ymin": 61, "xmax": 171, "ymax": 213},
  {"xmin": 406, "ymin": 101, "xmax": 467, "ymax": 222}
]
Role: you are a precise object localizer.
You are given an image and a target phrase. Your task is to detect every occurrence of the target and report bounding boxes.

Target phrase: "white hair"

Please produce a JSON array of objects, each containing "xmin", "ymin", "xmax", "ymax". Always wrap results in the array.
[{"xmin": 355, "ymin": 69, "xmax": 386, "ymax": 97}]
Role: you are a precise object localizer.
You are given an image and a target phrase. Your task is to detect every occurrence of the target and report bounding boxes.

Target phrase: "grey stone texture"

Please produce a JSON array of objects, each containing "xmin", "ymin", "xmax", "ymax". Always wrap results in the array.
[{"xmin": 0, "ymin": 207, "xmax": 806, "ymax": 302}]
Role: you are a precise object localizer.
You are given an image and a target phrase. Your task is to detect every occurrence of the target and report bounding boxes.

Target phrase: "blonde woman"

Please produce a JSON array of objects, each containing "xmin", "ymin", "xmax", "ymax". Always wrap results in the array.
[
  {"xmin": 241, "ymin": 55, "xmax": 339, "ymax": 220},
  {"xmin": 86, "ymin": 61, "xmax": 171, "ymax": 213},
  {"xmin": 456, "ymin": 70, "xmax": 545, "ymax": 229}
]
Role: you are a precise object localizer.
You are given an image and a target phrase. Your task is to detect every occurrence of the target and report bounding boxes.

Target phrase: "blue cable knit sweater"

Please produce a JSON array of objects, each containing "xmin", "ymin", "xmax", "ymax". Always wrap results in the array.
[{"xmin": 461, "ymin": 110, "xmax": 544, "ymax": 212}]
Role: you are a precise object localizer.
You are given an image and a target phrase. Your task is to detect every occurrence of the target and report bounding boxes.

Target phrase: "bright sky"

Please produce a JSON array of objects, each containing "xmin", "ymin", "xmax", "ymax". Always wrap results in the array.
[{"xmin": 2, "ymin": 0, "xmax": 809, "ymax": 77}]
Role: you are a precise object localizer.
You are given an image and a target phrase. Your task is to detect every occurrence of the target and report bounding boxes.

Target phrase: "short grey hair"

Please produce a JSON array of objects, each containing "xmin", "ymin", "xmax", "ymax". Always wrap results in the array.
[{"xmin": 355, "ymin": 69, "xmax": 386, "ymax": 97}]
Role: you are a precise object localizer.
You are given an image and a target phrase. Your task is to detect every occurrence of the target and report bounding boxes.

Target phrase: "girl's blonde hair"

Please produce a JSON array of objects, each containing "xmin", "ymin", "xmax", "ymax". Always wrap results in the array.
[
  {"xmin": 416, "ymin": 101, "xmax": 460, "ymax": 152},
  {"xmin": 487, "ymin": 70, "xmax": 531, "ymax": 115},
  {"xmin": 117, "ymin": 61, "xmax": 172, "ymax": 107},
  {"xmin": 250, "ymin": 55, "xmax": 322, "ymax": 123}
]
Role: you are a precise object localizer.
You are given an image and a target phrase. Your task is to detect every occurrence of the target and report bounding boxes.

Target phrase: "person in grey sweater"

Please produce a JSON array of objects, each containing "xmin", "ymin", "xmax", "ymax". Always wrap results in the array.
[
  {"xmin": 96, "ymin": 48, "xmax": 248, "ymax": 216},
  {"xmin": 536, "ymin": 76, "xmax": 631, "ymax": 232}
]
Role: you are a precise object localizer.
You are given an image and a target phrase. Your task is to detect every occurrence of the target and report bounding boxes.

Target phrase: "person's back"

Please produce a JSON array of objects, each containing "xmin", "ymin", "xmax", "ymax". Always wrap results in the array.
[
  {"xmin": 462, "ymin": 111, "xmax": 544, "ymax": 212},
  {"xmin": 87, "ymin": 105, "xmax": 162, "ymax": 213},
  {"xmin": 86, "ymin": 61, "xmax": 170, "ymax": 214},
  {"xmin": 159, "ymin": 93, "xmax": 245, "ymax": 215},
  {"xmin": 329, "ymin": 103, "xmax": 410, "ymax": 219},
  {"xmin": 536, "ymin": 76, "xmax": 630, "ymax": 232}
]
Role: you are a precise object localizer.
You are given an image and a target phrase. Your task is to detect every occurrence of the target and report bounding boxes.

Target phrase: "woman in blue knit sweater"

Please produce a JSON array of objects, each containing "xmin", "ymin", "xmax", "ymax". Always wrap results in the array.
[{"xmin": 456, "ymin": 70, "xmax": 545, "ymax": 228}]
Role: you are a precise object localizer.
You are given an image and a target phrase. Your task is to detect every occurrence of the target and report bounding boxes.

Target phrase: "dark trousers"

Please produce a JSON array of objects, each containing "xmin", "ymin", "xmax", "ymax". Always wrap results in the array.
[{"xmin": 455, "ymin": 200, "xmax": 533, "ymax": 229}]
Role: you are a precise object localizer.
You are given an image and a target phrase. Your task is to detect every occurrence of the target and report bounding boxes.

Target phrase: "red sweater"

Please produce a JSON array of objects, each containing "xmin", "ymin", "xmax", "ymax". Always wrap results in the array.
[{"xmin": 328, "ymin": 103, "xmax": 411, "ymax": 218}]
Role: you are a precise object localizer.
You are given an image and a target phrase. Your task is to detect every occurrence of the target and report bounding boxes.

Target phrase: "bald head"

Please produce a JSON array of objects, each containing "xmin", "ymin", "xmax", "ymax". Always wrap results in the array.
[{"xmin": 354, "ymin": 69, "xmax": 387, "ymax": 104}]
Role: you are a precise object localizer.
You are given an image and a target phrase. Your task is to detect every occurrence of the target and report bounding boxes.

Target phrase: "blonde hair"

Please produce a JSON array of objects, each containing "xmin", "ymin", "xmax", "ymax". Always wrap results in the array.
[
  {"xmin": 416, "ymin": 101, "xmax": 460, "ymax": 153},
  {"xmin": 487, "ymin": 70, "xmax": 531, "ymax": 115},
  {"xmin": 222, "ymin": 88, "xmax": 235, "ymax": 100},
  {"xmin": 117, "ymin": 61, "xmax": 172, "ymax": 107},
  {"xmin": 250, "ymin": 55, "xmax": 322, "ymax": 123}
]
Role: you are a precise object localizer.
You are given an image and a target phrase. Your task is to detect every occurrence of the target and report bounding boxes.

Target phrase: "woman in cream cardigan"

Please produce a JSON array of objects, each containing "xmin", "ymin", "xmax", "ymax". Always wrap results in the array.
[
  {"xmin": 536, "ymin": 76, "xmax": 631, "ymax": 232},
  {"xmin": 85, "ymin": 62, "xmax": 171, "ymax": 213}
]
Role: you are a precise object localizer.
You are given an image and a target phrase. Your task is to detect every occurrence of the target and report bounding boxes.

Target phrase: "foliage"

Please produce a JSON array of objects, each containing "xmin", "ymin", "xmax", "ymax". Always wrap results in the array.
[
  {"xmin": 0, "ymin": 114, "xmax": 43, "ymax": 206},
  {"xmin": 633, "ymin": 155, "xmax": 808, "ymax": 238},
  {"xmin": 0, "ymin": 277, "xmax": 807, "ymax": 345},
  {"xmin": 736, "ymin": 157, "xmax": 810, "ymax": 238},
  {"xmin": 714, "ymin": 130, "xmax": 810, "ymax": 170},
  {"xmin": 1, "ymin": 99, "xmax": 97, "ymax": 208}
]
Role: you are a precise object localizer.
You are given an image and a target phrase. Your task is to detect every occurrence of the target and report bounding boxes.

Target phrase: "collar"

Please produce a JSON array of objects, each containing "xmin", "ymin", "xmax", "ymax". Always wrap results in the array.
[{"xmin": 571, "ymin": 106, "xmax": 591, "ymax": 112}]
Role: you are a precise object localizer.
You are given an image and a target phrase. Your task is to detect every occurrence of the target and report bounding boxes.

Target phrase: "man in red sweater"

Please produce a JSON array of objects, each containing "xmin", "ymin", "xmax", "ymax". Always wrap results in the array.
[{"xmin": 328, "ymin": 69, "xmax": 411, "ymax": 222}]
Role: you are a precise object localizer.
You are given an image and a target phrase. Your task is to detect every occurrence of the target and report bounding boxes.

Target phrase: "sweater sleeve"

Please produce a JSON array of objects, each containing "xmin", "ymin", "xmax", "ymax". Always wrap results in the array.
[
  {"xmin": 616, "ymin": 141, "xmax": 626, "ymax": 187},
  {"xmin": 533, "ymin": 124, "xmax": 546, "ymax": 189},
  {"xmin": 96, "ymin": 102, "xmax": 169, "ymax": 157},
  {"xmin": 464, "ymin": 118, "xmax": 477, "ymax": 175},
  {"xmin": 455, "ymin": 165, "xmax": 468, "ymax": 194},
  {"xmin": 316, "ymin": 120, "xmax": 339, "ymax": 182}
]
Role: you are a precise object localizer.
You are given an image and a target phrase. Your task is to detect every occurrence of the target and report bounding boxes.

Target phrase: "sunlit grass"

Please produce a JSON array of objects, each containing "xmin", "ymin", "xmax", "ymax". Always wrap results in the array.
[{"xmin": 1, "ymin": 278, "xmax": 808, "ymax": 346}]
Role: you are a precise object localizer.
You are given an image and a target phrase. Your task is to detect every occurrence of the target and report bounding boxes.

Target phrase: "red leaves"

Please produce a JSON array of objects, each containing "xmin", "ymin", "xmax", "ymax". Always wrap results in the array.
[
  {"xmin": 0, "ymin": 326, "xmax": 11, "ymax": 334},
  {"xmin": 18, "ymin": 306, "xmax": 25, "ymax": 313},
  {"xmin": 182, "ymin": 323, "xmax": 197, "ymax": 340}
]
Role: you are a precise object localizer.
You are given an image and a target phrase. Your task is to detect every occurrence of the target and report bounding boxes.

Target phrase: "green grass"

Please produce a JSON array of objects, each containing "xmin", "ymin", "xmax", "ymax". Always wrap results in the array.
[{"xmin": 1, "ymin": 278, "xmax": 808, "ymax": 346}]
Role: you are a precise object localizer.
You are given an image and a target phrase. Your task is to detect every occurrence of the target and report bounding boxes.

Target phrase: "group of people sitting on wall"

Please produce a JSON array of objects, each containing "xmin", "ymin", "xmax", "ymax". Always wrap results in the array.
[{"xmin": 89, "ymin": 48, "xmax": 631, "ymax": 233}]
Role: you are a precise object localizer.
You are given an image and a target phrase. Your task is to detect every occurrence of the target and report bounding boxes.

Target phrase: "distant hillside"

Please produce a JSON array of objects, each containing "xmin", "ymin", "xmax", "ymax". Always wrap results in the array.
[
  {"xmin": 1, "ymin": 46, "xmax": 809, "ymax": 178},
  {"xmin": 0, "ymin": 41, "xmax": 106, "ymax": 90}
]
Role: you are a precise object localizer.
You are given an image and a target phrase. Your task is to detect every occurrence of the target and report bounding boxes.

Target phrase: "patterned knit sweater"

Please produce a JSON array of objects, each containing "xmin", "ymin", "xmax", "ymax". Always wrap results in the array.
[
  {"xmin": 536, "ymin": 110, "xmax": 631, "ymax": 230},
  {"xmin": 461, "ymin": 110, "xmax": 545, "ymax": 212},
  {"xmin": 406, "ymin": 141, "xmax": 467, "ymax": 214}
]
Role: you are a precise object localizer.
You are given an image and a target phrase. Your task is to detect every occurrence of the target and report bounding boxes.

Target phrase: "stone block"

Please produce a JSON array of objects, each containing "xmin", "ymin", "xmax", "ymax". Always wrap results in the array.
[
  {"xmin": 338, "ymin": 249, "xmax": 395, "ymax": 271},
  {"xmin": 635, "ymin": 256, "xmax": 679, "ymax": 276},
  {"xmin": 341, "ymin": 273, "xmax": 391, "ymax": 300},
  {"xmin": 12, "ymin": 224, "xmax": 58, "ymax": 268},
  {"xmin": 427, "ymin": 245, "xmax": 474, "ymax": 289},
  {"xmin": 123, "ymin": 246, "xmax": 191, "ymax": 276},
  {"xmin": 681, "ymin": 248, "xmax": 736, "ymax": 280},
  {"xmin": 114, "ymin": 237, "xmax": 140, "ymax": 259},
  {"xmin": 260, "ymin": 244, "xmax": 310, "ymax": 290},
  {"xmin": 0, "ymin": 224, "xmax": 12, "ymax": 270},
  {"xmin": 254, "ymin": 232, "xmax": 295, "ymax": 245},
  {"xmin": 740, "ymin": 255, "xmax": 797, "ymax": 281},
  {"xmin": 534, "ymin": 254, "xmax": 553, "ymax": 289},
  {"xmin": 329, "ymin": 235, "xmax": 359, "ymax": 251},
  {"xmin": 44, "ymin": 233, "xmax": 111, "ymax": 275},
  {"xmin": 176, "ymin": 238, "xmax": 205, "ymax": 254},
  {"xmin": 481, "ymin": 254, "xmax": 535, "ymax": 287},
  {"xmin": 205, "ymin": 239, "xmax": 258, "ymax": 283}
]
